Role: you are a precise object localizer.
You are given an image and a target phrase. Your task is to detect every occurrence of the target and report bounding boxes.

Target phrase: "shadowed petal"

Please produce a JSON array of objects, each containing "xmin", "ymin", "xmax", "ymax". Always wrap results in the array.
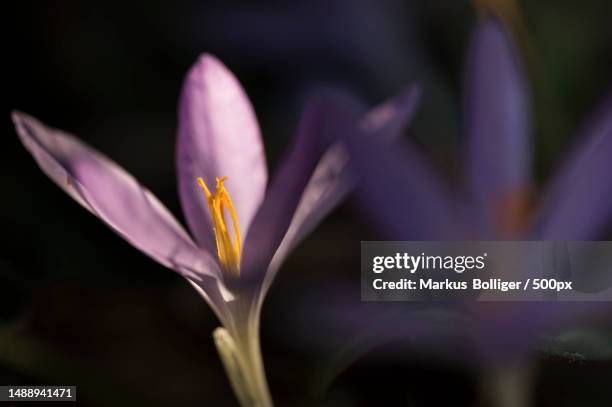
[
  {"xmin": 361, "ymin": 85, "xmax": 422, "ymax": 138},
  {"xmin": 291, "ymin": 87, "xmax": 422, "ymax": 244},
  {"xmin": 13, "ymin": 111, "xmax": 220, "ymax": 281},
  {"xmin": 240, "ymin": 94, "xmax": 362, "ymax": 285},
  {"xmin": 532, "ymin": 91, "xmax": 612, "ymax": 239},
  {"xmin": 259, "ymin": 86, "xmax": 422, "ymax": 295},
  {"xmin": 346, "ymin": 133, "xmax": 461, "ymax": 240},
  {"xmin": 177, "ymin": 54, "xmax": 267, "ymax": 252},
  {"xmin": 464, "ymin": 17, "xmax": 530, "ymax": 229}
]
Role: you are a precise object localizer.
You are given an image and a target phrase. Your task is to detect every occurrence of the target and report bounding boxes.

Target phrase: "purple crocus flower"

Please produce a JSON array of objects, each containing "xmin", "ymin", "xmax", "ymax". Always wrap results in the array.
[
  {"xmin": 332, "ymin": 14, "xmax": 612, "ymax": 374},
  {"xmin": 290, "ymin": 18, "xmax": 612, "ymax": 405},
  {"xmin": 350, "ymin": 17, "xmax": 612, "ymax": 242},
  {"xmin": 12, "ymin": 54, "xmax": 419, "ymax": 406}
]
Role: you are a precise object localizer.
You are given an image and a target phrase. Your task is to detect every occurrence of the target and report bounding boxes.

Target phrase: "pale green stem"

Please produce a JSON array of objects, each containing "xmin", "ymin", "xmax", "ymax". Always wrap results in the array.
[
  {"xmin": 213, "ymin": 304, "xmax": 273, "ymax": 407},
  {"xmin": 482, "ymin": 359, "xmax": 534, "ymax": 407}
]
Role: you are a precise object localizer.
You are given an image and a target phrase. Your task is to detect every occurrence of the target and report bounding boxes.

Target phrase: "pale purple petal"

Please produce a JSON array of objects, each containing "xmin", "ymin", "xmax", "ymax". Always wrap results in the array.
[
  {"xmin": 13, "ymin": 111, "xmax": 220, "ymax": 281},
  {"xmin": 258, "ymin": 86, "xmax": 422, "ymax": 294},
  {"xmin": 464, "ymin": 17, "xmax": 530, "ymax": 229},
  {"xmin": 176, "ymin": 54, "xmax": 267, "ymax": 252},
  {"xmin": 240, "ymin": 94, "xmax": 362, "ymax": 285},
  {"xmin": 532, "ymin": 91, "xmax": 612, "ymax": 239}
]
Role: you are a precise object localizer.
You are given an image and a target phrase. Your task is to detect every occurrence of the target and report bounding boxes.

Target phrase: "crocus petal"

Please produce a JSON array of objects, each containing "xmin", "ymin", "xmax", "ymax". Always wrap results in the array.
[
  {"xmin": 346, "ymin": 132, "xmax": 462, "ymax": 240},
  {"xmin": 464, "ymin": 17, "xmax": 530, "ymax": 230},
  {"xmin": 258, "ymin": 86, "xmax": 422, "ymax": 295},
  {"xmin": 13, "ymin": 112, "xmax": 220, "ymax": 281},
  {"xmin": 240, "ymin": 94, "xmax": 362, "ymax": 285},
  {"xmin": 361, "ymin": 85, "xmax": 422, "ymax": 138},
  {"xmin": 282, "ymin": 87, "xmax": 422, "ymax": 251},
  {"xmin": 176, "ymin": 54, "xmax": 267, "ymax": 252},
  {"xmin": 532, "ymin": 91, "xmax": 612, "ymax": 239}
]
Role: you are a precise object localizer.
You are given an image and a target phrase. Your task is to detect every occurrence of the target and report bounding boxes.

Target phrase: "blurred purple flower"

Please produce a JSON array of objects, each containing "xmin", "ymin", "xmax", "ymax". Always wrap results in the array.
[
  {"xmin": 327, "ymin": 16, "xmax": 612, "ymax": 368},
  {"xmin": 348, "ymin": 17, "xmax": 612, "ymax": 242},
  {"xmin": 12, "ymin": 54, "xmax": 420, "ymax": 405}
]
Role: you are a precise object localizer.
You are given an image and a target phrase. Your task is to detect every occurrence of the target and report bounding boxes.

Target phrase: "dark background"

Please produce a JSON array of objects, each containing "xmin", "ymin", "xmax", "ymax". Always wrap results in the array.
[{"xmin": 2, "ymin": 0, "xmax": 612, "ymax": 405}]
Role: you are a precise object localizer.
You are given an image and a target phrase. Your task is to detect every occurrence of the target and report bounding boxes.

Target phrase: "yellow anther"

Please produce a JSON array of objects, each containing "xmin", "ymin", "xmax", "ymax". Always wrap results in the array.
[{"xmin": 197, "ymin": 176, "xmax": 242, "ymax": 278}]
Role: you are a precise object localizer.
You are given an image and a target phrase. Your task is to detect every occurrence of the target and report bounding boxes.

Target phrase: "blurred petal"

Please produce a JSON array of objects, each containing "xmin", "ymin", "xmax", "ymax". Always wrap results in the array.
[
  {"xmin": 361, "ymin": 85, "xmax": 422, "ymax": 137},
  {"xmin": 259, "ymin": 86, "xmax": 422, "ymax": 294},
  {"xmin": 241, "ymin": 94, "xmax": 361, "ymax": 285},
  {"xmin": 177, "ymin": 54, "xmax": 267, "ymax": 252},
  {"xmin": 346, "ymin": 133, "xmax": 462, "ymax": 240},
  {"xmin": 464, "ymin": 17, "xmax": 530, "ymax": 228},
  {"xmin": 532, "ymin": 91, "xmax": 612, "ymax": 239},
  {"xmin": 294, "ymin": 86, "xmax": 422, "ymax": 247},
  {"xmin": 13, "ymin": 111, "xmax": 220, "ymax": 281}
]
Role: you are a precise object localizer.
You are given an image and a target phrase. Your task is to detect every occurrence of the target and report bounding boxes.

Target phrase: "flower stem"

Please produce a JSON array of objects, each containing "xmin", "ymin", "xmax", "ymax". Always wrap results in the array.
[
  {"xmin": 482, "ymin": 360, "xmax": 534, "ymax": 407},
  {"xmin": 213, "ymin": 318, "xmax": 273, "ymax": 407}
]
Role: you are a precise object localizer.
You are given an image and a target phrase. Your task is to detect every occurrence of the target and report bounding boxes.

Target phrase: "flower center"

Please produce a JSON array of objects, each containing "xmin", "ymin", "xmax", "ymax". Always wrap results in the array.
[{"xmin": 197, "ymin": 176, "xmax": 241, "ymax": 278}]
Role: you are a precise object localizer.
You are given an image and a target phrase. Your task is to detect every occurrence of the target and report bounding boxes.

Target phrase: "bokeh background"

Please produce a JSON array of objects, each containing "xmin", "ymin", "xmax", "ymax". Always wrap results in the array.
[{"xmin": 2, "ymin": 0, "xmax": 612, "ymax": 405}]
